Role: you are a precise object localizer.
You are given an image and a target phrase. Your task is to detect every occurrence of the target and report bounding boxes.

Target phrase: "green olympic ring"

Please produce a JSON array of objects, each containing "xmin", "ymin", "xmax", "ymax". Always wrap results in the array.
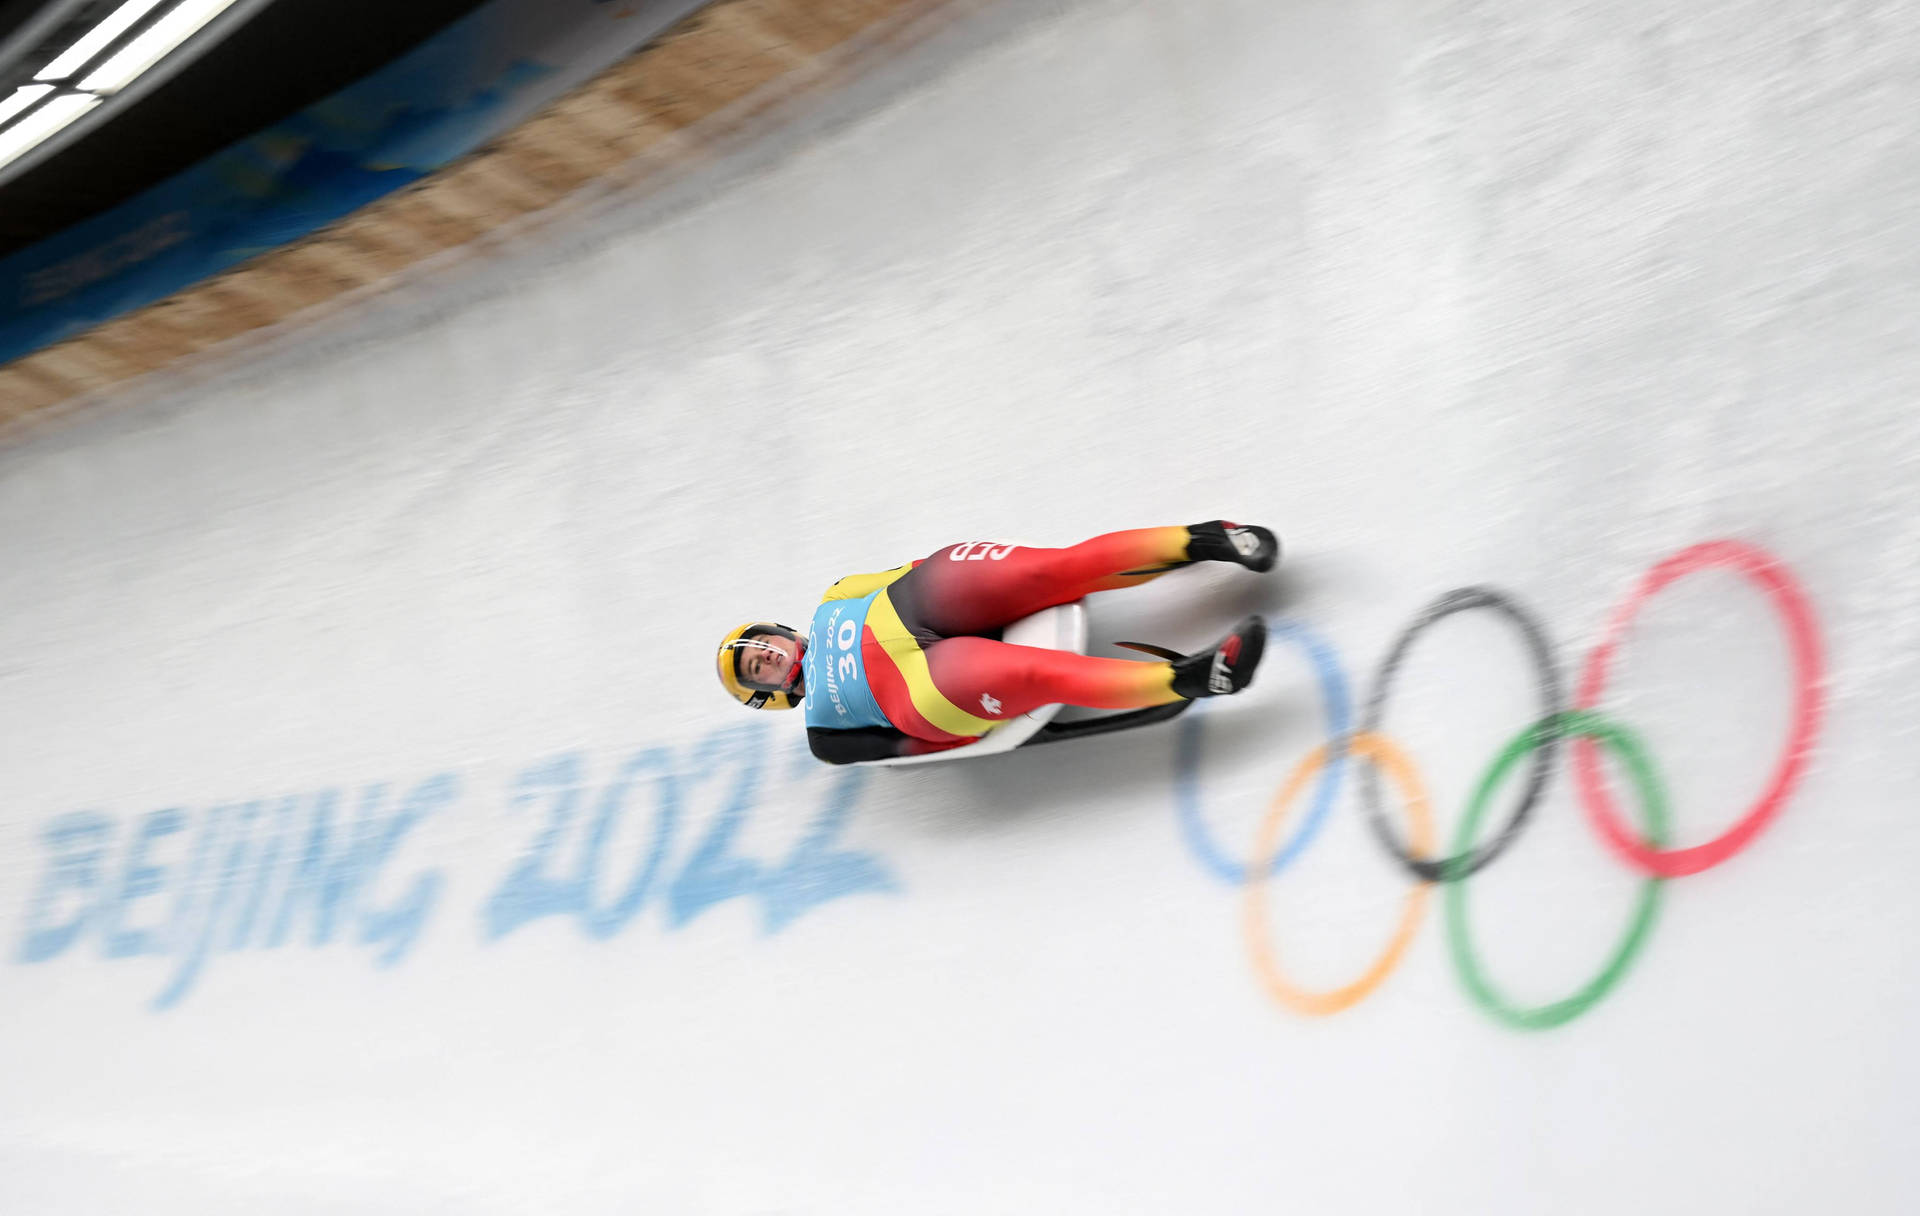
[{"xmin": 1444, "ymin": 711, "xmax": 1669, "ymax": 1030}]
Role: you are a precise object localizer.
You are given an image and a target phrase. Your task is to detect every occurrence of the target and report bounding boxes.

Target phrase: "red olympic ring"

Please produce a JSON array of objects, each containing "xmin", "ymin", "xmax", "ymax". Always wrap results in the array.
[{"xmin": 1573, "ymin": 539, "xmax": 1826, "ymax": 878}]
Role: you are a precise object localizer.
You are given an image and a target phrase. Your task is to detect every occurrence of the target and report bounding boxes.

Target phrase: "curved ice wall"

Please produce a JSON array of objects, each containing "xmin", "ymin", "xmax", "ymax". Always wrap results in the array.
[{"xmin": 3, "ymin": 0, "xmax": 1917, "ymax": 1211}]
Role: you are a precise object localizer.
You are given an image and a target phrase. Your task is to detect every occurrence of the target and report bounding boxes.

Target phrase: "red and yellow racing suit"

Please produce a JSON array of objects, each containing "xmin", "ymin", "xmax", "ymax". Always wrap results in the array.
[{"xmin": 802, "ymin": 527, "xmax": 1196, "ymax": 764}]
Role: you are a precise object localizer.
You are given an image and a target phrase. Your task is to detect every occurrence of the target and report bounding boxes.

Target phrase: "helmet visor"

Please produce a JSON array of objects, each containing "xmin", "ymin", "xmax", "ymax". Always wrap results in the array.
[{"xmin": 726, "ymin": 626, "xmax": 801, "ymax": 692}]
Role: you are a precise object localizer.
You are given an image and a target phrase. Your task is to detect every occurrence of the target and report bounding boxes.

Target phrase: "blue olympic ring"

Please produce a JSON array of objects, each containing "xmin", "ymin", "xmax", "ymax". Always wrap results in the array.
[{"xmin": 1174, "ymin": 618, "xmax": 1351, "ymax": 883}]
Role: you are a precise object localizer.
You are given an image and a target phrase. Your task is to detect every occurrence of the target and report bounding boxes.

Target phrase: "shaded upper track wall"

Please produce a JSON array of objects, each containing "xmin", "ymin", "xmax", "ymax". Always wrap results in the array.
[
  {"xmin": 2, "ymin": 0, "xmax": 1918, "ymax": 1212},
  {"xmin": 0, "ymin": 0, "xmax": 958, "ymax": 434},
  {"xmin": 0, "ymin": 0, "xmax": 712, "ymax": 369}
]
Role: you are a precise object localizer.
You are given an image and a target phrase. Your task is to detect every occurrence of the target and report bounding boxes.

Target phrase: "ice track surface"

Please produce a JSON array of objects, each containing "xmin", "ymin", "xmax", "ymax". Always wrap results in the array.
[{"xmin": 3, "ymin": 0, "xmax": 1919, "ymax": 1211}]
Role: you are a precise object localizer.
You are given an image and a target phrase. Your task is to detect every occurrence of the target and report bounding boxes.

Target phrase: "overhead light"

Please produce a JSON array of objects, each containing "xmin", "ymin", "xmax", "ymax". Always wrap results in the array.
[
  {"xmin": 0, "ymin": 92, "xmax": 100, "ymax": 173},
  {"xmin": 35, "ymin": 0, "xmax": 170, "ymax": 82},
  {"xmin": 80, "ymin": 0, "xmax": 242, "ymax": 94},
  {"xmin": 0, "ymin": 83, "xmax": 55, "ymax": 127}
]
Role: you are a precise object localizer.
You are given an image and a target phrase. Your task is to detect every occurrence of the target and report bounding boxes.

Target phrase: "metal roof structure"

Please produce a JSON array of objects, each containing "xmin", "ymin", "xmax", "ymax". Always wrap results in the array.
[{"xmin": 0, "ymin": 0, "xmax": 490, "ymax": 258}]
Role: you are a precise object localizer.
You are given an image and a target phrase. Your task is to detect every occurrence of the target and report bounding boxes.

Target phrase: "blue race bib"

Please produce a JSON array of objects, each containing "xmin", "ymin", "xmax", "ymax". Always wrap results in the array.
[{"xmin": 803, "ymin": 592, "xmax": 891, "ymax": 730}]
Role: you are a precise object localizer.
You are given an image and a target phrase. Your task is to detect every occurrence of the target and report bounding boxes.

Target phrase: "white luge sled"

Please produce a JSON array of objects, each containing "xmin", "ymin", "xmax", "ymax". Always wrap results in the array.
[{"xmin": 857, "ymin": 600, "xmax": 1195, "ymax": 766}]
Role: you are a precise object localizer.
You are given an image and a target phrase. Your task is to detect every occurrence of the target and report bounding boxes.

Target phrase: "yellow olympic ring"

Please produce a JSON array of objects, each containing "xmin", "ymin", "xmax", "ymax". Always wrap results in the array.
[{"xmin": 1241, "ymin": 733, "xmax": 1435, "ymax": 1016}]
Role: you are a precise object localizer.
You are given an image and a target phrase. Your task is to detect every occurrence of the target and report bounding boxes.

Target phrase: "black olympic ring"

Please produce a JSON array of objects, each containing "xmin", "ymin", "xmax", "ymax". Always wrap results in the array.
[{"xmin": 1357, "ymin": 586, "xmax": 1564, "ymax": 882}]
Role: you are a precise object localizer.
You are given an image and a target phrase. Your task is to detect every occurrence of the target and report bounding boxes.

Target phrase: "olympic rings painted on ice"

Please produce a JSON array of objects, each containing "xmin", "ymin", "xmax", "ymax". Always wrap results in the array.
[{"xmin": 1170, "ymin": 538, "xmax": 1826, "ymax": 1030}]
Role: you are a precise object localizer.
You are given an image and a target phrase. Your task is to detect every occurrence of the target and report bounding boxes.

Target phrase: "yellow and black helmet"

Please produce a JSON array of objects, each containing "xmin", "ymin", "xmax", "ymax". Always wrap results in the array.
[{"xmin": 716, "ymin": 622, "xmax": 805, "ymax": 710}]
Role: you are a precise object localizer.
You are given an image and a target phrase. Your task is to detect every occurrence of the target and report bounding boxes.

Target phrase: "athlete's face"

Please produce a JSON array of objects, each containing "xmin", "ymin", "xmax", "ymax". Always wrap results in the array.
[{"xmin": 738, "ymin": 632, "xmax": 800, "ymax": 689}]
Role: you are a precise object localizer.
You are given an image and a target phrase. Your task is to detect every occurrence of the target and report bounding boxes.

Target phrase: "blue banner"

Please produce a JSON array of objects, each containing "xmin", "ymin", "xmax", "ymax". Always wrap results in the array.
[{"xmin": 0, "ymin": 0, "xmax": 709, "ymax": 368}]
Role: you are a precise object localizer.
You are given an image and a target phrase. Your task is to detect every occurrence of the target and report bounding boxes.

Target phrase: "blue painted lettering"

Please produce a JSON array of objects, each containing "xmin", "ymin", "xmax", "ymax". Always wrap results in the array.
[
  {"xmin": 16, "ymin": 812, "xmax": 113, "ymax": 963},
  {"xmin": 101, "ymin": 809, "xmax": 187, "ymax": 959},
  {"xmin": 13, "ymin": 720, "xmax": 899, "ymax": 1011}
]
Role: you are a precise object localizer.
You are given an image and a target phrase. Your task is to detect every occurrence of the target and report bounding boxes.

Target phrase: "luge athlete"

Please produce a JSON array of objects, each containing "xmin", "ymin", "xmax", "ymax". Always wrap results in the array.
[{"xmin": 715, "ymin": 521, "xmax": 1277, "ymax": 764}]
